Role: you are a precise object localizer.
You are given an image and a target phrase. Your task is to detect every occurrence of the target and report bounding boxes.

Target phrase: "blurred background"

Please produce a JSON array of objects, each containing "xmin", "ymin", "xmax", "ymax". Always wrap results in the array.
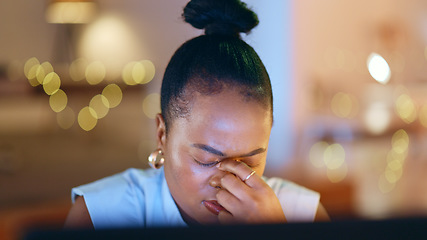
[{"xmin": 1, "ymin": 0, "xmax": 427, "ymax": 239}]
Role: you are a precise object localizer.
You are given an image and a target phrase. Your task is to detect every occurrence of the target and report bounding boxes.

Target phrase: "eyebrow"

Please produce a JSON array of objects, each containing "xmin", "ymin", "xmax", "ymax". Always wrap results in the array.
[{"xmin": 191, "ymin": 143, "xmax": 266, "ymax": 158}]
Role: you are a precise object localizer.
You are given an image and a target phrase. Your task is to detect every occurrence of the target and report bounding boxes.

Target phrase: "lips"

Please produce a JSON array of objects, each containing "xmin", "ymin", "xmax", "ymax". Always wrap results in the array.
[{"xmin": 202, "ymin": 200, "xmax": 226, "ymax": 215}]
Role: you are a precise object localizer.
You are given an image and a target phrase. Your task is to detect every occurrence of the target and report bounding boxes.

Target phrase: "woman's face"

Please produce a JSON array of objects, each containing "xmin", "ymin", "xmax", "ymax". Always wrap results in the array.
[{"xmin": 156, "ymin": 89, "xmax": 272, "ymax": 225}]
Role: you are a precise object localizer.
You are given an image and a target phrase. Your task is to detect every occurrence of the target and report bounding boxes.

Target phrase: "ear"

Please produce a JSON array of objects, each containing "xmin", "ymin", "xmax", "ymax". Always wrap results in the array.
[{"xmin": 155, "ymin": 113, "xmax": 167, "ymax": 150}]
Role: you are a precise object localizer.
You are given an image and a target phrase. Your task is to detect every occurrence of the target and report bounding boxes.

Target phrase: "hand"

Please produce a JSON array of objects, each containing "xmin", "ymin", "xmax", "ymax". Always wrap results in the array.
[{"xmin": 215, "ymin": 159, "xmax": 287, "ymax": 224}]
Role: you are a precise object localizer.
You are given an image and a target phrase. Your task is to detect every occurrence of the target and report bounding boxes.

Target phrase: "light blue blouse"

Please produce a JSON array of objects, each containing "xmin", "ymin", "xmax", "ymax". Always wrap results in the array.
[{"xmin": 72, "ymin": 168, "xmax": 320, "ymax": 229}]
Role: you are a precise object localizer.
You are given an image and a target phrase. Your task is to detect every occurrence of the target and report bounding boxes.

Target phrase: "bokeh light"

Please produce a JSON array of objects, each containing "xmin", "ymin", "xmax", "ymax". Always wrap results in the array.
[
  {"xmin": 419, "ymin": 105, "xmax": 427, "ymax": 128},
  {"xmin": 38, "ymin": 62, "xmax": 54, "ymax": 84},
  {"xmin": 132, "ymin": 61, "xmax": 146, "ymax": 84},
  {"xmin": 85, "ymin": 61, "xmax": 106, "ymax": 85},
  {"xmin": 391, "ymin": 129, "xmax": 409, "ymax": 154},
  {"xmin": 143, "ymin": 93, "xmax": 160, "ymax": 119},
  {"xmin": 102, "ymin": 84, "xmax": 122, "ymax": 108},
  {"xmin": 43, "ymin": 72, "xmax": 61, "ymax": 95},
  {"xmin": 35, "ymin": 65, "xmax": 46, "ymax": 85},
  {"xmin": 26, "ymin": 63, "xmax": 41, "ymax": 87},
  {"xmin": 78, "ymin": 106, "xmax": 98, "ymax": 131},
  {"xmin": 331, "ymin": 92, "xmax": 358, "ymax": 119},
  {"xmin": 367, "ymin": 53, "xmax": 391, "ymax": 84},
  {"xmin": 57, "ymin": 106, "xmax": 75, "ymax": 130},
  {"xmin": 364, "ymin": 101, "xmax": 391, "ymax": 135},
  {"xmin": 378, "ymin": 129, "xmax": 409, "ymax": 194},
  {"xmin": 327, "ymin": 163, "xmax": 348, "ymax": 183},
  {"xmin": 49, "ymin": 89, "xmax": 68, "ymax": 113},
  {"xmin": 141, "ymin": 60, "xmax": 155, "ymax": 84},
  {"xmin": 122, "ymin": 61, "xmax": 138, "ymax": 85},
  {"xmin": 89, "ymin": 94, "xmax": 110, "ymax": 119},
  {"xmin": 395, "ymin": 94, "xmax": 417, "ymax": 124},
  {"xmin": 122, "ymin": 60, "xmax": 156, "ymax": 85},
  {"xmin": 69, "ymin": 58, "xmax": 89, "ymax": 82},
  {"xmin": 309, "ymin": 141, "xmax": 329, "ymax": 168},
  {"xmin": 323, "ymin": 143, "xmax": 346, "ymax": 170},
  {"xmin": 24, "ymin": 57, "xmax": 40, "ymax": 79}
]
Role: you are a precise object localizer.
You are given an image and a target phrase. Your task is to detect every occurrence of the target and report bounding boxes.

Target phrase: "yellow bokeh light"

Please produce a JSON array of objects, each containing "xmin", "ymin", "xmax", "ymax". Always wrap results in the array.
[
  {"xmin": 89, "ymin": 94, "xmax": 110, "ymax": 119},
  {"xmin": 395, "ymin": 94, "xmax": 417, "ymax": 123},
  {"xmin": 49, "ymin": 89, "xmax": 68, "ymax": 113},
  {"xmin": 69, "ymin": 58, "xmax": 88, "ymax": 82},
  {"xmin": 326, "ymin": 163, "xmax": 348, "ymax": 183},
  {"xmin": 132, "ymin": 61, "xmax": 146, "ymax": 84},
  {"xmin": 78, "ymin": 106, "xmax": 98, "ymax": 131},
  {"xmin": 391, "ymin": 129, "xmax": 409, "ymax": 154},
  {"xmin": 24, "ymin": 57, "xmax": 40, "ymax": 79},
  {"xmin": 27, "ymin": 64, "xmax": 41, "ymax": 87},
  {"xmin": 331, "ymin": 92, "xmax": 356, "ymax": 118},
  {"xmin": 102, "ymin": 84, "xmax": 122, "ymax": 108},
  {"xmin": 122, "ymin": 61, "xmax": 138, "ymax": 85},
  {"xmin": 419, "ymin": 105, "xmax": 427, "ymax": 128},
  {"xmin": 141, "ymin": 60, "xmax": 155, "ymax": 84},
  {"xmin": 122, "ymin": 60, "xmax": 156, "ymax": 85},
  {"xmin": 35, "ymin": 61, "xmax": 55, "ymax": 85},
  {"xmin": 35, "ymin": 65, "xmax": 46, "ymax": 85},
  {"xmin": 43, "ymin": 72, "xmax": 61, "ymax": 95},
  {"xmin": 143, "ymin": 93, "xmax": 161, "ymax": 119},
  {"xmin": 85, "ymin": 61, "xmax": 106, "ymax": 85},
  {"xmin": 41, "ymin": 61, "xmax": 54, "ymax": 74},
  {"xmin": 386, "ymin": 149, "xmax": 407, "ymax": 170},
  {"xmin": 57, "ymin": 106, "xmax": 75, "ymax": 129},
  {"xmin": 323, "ymin": 143, "xmax": 346, "ymax": 170},
  {"xmin": 309, "ymin": 141, "xmax": 329, "ymax": 168},
  {"xmin": 384, "ymin": 166, "xmax": 403, "ymax": 184}
]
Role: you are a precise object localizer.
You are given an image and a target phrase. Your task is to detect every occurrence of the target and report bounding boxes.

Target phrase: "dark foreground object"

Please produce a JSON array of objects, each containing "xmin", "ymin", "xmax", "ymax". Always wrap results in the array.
[{"xmin": 25, "ymin": 217, "xmax": 427, "ymax": 240}]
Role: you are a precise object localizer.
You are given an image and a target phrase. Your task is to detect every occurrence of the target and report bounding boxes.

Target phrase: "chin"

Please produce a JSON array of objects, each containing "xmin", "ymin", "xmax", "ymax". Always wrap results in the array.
[{"xmin": 187, "ymin": 211, "xmax": 220, "ymax": 226}]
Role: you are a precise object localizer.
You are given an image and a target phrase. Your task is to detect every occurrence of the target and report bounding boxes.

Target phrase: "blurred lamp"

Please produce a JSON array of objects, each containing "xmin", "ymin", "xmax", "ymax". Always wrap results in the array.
[{"xmin": 46, "ymin": 0, "xmax": 97, "ymax": 24}]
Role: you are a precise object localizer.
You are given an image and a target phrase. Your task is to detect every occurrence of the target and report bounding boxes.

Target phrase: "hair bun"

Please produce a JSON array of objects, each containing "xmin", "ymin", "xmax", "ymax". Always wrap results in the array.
[{"xmin": 183, "ymin": 0, "xmax": 259, "ymax": 37}]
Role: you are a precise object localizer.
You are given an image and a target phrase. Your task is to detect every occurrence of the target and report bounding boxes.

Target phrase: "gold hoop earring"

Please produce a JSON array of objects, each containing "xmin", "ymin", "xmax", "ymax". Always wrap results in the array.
[{"xmin": 148, "ymin": 149, "xmax": 165, "ymax": 169}]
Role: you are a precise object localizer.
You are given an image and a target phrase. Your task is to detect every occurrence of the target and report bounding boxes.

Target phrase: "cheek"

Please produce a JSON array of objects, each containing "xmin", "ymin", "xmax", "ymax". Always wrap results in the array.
[{"xmin": 164, "ymin": 150, "xmax": 211, "ymax": 190}]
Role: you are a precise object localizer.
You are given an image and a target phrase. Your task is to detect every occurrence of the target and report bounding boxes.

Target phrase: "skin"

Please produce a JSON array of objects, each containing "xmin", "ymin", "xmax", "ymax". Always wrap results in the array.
[
  {"xmin": 158, "ymin": 89, "xmax": 286, "ymax": 225},
  {"xmin": 64, "ymin": 88, "xmax": 329, "ymax": 228}
]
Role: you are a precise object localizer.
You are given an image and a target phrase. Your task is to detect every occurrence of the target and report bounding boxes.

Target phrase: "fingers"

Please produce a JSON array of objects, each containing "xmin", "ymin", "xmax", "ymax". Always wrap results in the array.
[
  {"xmin": 217, "ymin": 159, "xmax": 260, "ymax": 188},
  {"xmin": 219, "ymin": 172, "xmax": 250, "ymax": 200},
  {"xmin": 216, "ymin": 187, "xmax": 241, "ymax": 213},
  {"xmin": 218, "ymin": 210, "xmax": 234, "ymax": 224}
]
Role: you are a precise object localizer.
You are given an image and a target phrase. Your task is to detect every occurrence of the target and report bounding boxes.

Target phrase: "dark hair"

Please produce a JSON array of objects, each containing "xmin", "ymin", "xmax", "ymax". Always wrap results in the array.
[{"xmin": 160, "ymin": 0, "xmax": 273, "ymax": 133}]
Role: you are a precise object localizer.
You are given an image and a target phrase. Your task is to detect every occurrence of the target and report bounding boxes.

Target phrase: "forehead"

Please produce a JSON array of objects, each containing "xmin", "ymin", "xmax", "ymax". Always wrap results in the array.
[{"xmin": 171, "ymin": 89, "xmax": 272, "ymax": 154}]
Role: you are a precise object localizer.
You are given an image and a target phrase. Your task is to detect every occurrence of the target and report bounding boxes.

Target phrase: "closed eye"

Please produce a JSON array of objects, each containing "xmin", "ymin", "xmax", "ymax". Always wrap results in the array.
[{"xmin": 193, "ymin": 158, "xmax": 219, "ymax": 167}]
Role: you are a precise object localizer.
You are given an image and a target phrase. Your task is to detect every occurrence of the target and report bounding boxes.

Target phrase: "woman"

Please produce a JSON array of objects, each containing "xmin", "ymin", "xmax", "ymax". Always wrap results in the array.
[{"xmin": 65, "ymin": 0, "xmax": 329, "ymax": 229}]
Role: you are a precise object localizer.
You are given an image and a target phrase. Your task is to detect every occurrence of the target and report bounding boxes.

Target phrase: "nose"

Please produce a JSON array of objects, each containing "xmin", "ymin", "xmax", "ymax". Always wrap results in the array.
[{"xmin": 209, "ymin": 170, "xmax": 226, "ymax": 189}]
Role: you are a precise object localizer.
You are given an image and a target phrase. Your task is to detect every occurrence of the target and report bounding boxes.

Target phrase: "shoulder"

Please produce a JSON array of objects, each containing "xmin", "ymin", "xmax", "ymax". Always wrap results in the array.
[
  {"xmin": 72, "ymin": 168, "xmax": 161, "ymax": 200},
  {"xmin": 265, "ymin": 177, "xmax": 319, "ymax": 198},
  {"xmin": 71, "ymin": 168, "xmax": 164, "ymax": 229},
  {"xmin": 264, "ymin": 177, "xmax": 320, "ymax": 222}
]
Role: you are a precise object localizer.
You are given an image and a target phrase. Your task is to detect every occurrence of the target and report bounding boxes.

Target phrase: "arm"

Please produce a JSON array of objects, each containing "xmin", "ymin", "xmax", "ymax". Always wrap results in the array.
[{"xmin": 64, "ymin": 196, "xmax": 94, "ymax": 229}]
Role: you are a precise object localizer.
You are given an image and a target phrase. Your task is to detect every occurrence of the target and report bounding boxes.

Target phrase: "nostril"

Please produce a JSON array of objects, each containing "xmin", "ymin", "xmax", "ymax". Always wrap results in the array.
[{"xmin": 209, "ymin": 177, "xmax": 222, "ymax": 189}]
